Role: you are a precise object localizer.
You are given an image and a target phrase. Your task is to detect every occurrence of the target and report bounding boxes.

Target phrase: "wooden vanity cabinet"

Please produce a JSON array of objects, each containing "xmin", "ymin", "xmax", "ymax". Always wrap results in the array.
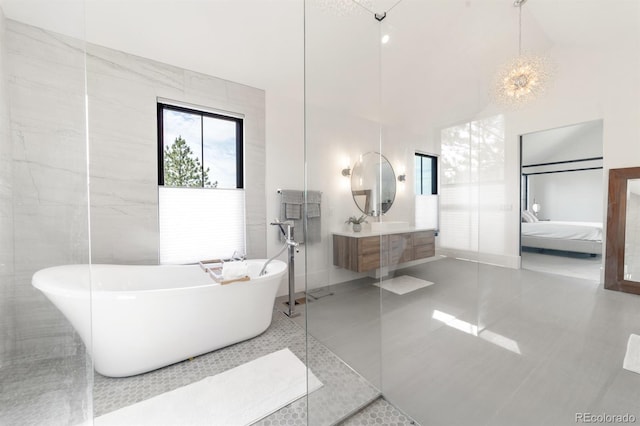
[
  {"xmin": 333, "ymin": 230, "xmax": 435, "ymax": 273},
  {"xmin": 413, "ymin": 231, "xmax": 436, "ymax": 260}
]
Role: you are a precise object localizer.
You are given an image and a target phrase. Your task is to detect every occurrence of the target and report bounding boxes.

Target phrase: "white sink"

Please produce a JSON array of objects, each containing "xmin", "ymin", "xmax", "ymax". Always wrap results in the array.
[{"xmin": 370, "ymin": 221, "xmax": 409, "ymax": 232}]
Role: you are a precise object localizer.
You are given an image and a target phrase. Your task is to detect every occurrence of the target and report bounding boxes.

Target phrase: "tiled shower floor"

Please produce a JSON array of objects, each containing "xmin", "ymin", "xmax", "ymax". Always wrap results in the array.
[
  {"xmin": 94, "ymin": 310, "xmax": 379, "ymax": 425},
  {"xmin": 0, "ymin": 311, "xmax": 380, "ymax": 426},
  {"xmin": 339, "ymin": 398, "xmax": 417, "ymax": 426}
]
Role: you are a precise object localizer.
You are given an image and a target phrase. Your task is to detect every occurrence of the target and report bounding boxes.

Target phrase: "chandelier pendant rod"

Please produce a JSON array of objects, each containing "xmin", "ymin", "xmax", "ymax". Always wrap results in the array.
[{"xmin": 518, "ymin": 4, "xmax": 523, "ymax": 56}]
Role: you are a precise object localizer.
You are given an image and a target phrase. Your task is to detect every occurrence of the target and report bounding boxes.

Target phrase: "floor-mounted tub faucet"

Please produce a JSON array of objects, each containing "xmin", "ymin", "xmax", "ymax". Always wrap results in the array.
[{"xmin": 262, "ymin": 219, "xmax": 299, "ymax": 318}]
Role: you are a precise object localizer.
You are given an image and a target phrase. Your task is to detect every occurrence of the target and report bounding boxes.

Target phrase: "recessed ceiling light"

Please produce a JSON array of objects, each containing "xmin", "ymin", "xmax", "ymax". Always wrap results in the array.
[{"xmin": 381, "ymin": 34, "xmax": 390, "ymax": 44}]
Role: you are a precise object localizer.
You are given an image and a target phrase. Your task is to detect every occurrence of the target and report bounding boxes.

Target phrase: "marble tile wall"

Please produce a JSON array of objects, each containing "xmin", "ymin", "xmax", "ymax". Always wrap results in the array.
[
  {"xmin": 86, "ymin": 43, "xmax": 266, "ymax": 263},
  {"xmin": 2, "ymin": 17, "xmax": 93, "ymax": 426},
  {"xmin": 0, "ymin": 6, "xmax": 14, "ymax": 366},
  {"xmin": 4, "ymin": 19, "xmax": 90, "ymax": 361}
]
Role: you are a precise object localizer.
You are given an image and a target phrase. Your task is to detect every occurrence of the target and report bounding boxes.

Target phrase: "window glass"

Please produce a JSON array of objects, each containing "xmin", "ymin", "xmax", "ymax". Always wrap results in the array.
[
  {"xmin": 415, "ymin": 153, "xmax": 437, "ymax": 195},
  {"xmin": 203, "ymin": 116, "xmax": 237, "ymax": 189},
  {"xmin": 162, "ymin": 108, "xmax": 204, "ymax": 187}
]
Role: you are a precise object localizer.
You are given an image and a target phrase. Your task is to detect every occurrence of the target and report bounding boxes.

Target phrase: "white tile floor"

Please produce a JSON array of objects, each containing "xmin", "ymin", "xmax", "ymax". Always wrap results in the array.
[
  {"xmin": 297, "ymin": 257, "xmax": 640, "ymax": 426},
  {"xmin": 521, "ymin": 247, "xmax": 603, "ymax": 282}
]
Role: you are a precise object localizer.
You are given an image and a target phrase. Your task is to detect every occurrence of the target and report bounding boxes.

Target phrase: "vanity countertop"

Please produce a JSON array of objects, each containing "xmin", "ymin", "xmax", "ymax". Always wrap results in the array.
[{"xmin": 332, "ymin": 227, "xmax": 435, "ymax": 238}]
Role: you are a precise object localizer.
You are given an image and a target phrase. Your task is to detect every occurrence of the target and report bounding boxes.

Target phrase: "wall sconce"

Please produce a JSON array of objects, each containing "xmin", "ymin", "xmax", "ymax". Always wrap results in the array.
[
  {"xmin": 397, "ymin": 174, "xmax": 406, "ymax": 182},
  {"xmin": 341, "ymin": 167, "xmax": 351, "ymax": 177}
]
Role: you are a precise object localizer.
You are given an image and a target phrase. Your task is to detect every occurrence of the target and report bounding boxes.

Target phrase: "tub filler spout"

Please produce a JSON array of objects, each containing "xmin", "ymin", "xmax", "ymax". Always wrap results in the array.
[{"xmin": 267, "ymin": 219, "xmax": 300, "ymax": 318}]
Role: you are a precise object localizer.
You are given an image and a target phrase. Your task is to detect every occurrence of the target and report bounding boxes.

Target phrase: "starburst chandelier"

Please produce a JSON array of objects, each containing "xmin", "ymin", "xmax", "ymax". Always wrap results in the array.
[{"xmin": 493, "ymin": 0, "xmax": 552, "ymax": 108}]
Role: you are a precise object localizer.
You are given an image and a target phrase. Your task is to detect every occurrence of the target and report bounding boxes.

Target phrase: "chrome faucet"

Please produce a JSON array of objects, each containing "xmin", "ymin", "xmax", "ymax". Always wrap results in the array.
[
  {"xmin": 261, "ymin": 219, "xmax": 299, "ymax": 318},
  {"xmin": 259, "ymin": 220, "xmax": 297, "ymax": 276}
]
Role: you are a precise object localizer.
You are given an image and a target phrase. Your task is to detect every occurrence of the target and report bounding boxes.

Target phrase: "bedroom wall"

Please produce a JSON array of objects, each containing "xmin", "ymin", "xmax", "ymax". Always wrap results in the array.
[
  {"xmin": 528, "ymin": 169, "xmax": 604, "ymax": 222},
  {"xmin": 523, "ymin": 121, "xmax": 604, "ymax": 223}
]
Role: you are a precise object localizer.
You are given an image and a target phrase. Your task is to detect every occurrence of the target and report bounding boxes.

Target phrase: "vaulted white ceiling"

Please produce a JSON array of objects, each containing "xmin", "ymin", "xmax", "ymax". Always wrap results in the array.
[
  {"xmin": 2, "ymin": 0, "xmax": 639, "ymax": 131},
  {"xmin": 522, "ymin": 119, "xmax": 603, "ymax": 165}
]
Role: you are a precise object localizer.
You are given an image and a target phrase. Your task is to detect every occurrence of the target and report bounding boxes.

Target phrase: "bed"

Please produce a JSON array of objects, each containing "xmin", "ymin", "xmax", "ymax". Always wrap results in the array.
[{"xmin": 521, "ymin": 220, "xmax": 603, "ymax": 255}]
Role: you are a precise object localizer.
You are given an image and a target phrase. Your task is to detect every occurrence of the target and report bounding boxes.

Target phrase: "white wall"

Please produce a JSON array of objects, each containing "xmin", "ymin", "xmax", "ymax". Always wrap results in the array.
[
  {"xmin": 264, "ymin": 92, "xmax": 306, "ymax": 295},
  {"xmin": 528, "ymin": 169, "xmax": 604, "ymax": 222},
  {"xmin": 523, "ymin": 120, "xmax": 604, "ymax": 222}
]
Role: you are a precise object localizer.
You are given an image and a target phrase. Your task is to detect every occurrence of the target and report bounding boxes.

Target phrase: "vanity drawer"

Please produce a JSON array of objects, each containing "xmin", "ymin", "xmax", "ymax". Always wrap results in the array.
[
  {"xmin": 389, "ymin": 233, "xmax": 413, "ymax": 264},
  {"xmin": 359, "ymin": 236, "xmax": 382, "ymax": 255},
  {"xmin": 414, "ymin": 243, "xmax": 435, "ymax": 260},
  {"xmin": 333, "ymin": 234, "xmax": 358, "ymax": 271},
  {"xmin": 413, "ymin": 231, "xmax": 435, "ymax": 246},
  {"xmin": 358, "ymin": 253, "xmax": 382, "ymax": 272},
  {"xmin": 389, "ymin": 233, "xmax": 413, "ymax": 248}
]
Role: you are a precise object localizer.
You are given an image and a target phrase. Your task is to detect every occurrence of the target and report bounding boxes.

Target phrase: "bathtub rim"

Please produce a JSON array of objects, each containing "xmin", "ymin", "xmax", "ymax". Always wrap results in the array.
[{"xmin": 32, "ymin": 259, "xmax": 287, "ymax": 298}]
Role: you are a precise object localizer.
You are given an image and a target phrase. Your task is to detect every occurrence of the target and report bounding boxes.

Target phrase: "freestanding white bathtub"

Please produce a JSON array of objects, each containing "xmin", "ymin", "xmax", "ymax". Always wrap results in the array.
[{"xmin": 32, "ymin": 259, "xmax": 287, "ymax": 377}]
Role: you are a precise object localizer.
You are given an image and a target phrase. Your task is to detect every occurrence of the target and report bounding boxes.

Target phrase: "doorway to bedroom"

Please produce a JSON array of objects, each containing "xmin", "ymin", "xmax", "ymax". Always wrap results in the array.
[{"xmin": 520, "ymin": 120, "xmax": 604, "ymax": 282}]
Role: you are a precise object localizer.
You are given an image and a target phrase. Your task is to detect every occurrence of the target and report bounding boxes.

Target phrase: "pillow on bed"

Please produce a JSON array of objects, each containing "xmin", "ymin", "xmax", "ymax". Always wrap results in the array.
[{"xmin": 522, "ymin": 210, "xmax": 538, "ymax": 223}]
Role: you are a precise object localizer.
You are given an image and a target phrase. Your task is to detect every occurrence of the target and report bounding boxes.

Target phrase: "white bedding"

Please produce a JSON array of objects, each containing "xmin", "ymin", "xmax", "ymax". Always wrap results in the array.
[{"xmin": 521, "ymin": 221, "xmax": 603, "ymax": 242}]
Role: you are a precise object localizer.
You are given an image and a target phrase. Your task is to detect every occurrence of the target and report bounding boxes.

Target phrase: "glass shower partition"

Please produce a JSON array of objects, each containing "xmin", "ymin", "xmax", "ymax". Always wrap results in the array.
[
  {"xmin": 304, "ymin": 0, "xmax": 383, "ymax": 424},
  {"xmin": 0, "ymin": 0, "xmax": 93, "ymax": 424},
  {"xmin": 376, "ymin": 3, "xmax": 484, "ymax": 425}
]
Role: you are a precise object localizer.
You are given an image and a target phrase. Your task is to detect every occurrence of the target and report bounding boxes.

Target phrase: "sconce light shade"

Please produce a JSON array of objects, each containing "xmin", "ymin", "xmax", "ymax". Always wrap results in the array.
[
  {"xmin": 341, "ymin": 167, "xmax": 351, "ymax": 177},
  {"xmin": 532, "ymin": 202, "xmax": 540, "ymax": 213},
  {"xmin": 398, "ymin": 174, "xmax": 406, "ymax": 182}
]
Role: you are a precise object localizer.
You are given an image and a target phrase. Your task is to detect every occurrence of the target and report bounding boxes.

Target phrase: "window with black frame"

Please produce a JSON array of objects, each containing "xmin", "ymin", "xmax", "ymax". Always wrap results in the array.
[
  {"xmin": 157, "ymin": 102, "xmax": 245, "ymax": 264},
  {"xmin": 415, "ymin": 153, "xmax": 438, "ymax": 195},
  {"xmin": 158, "ymin": 103, "xmax": 243, "ymax": 189}
]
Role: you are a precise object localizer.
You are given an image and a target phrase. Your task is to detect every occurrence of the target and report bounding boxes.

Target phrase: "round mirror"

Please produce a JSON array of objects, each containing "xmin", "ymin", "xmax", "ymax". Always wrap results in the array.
[{"xmin": 351, "ymin": 152, "xmax": 396, "ymax": 217}]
